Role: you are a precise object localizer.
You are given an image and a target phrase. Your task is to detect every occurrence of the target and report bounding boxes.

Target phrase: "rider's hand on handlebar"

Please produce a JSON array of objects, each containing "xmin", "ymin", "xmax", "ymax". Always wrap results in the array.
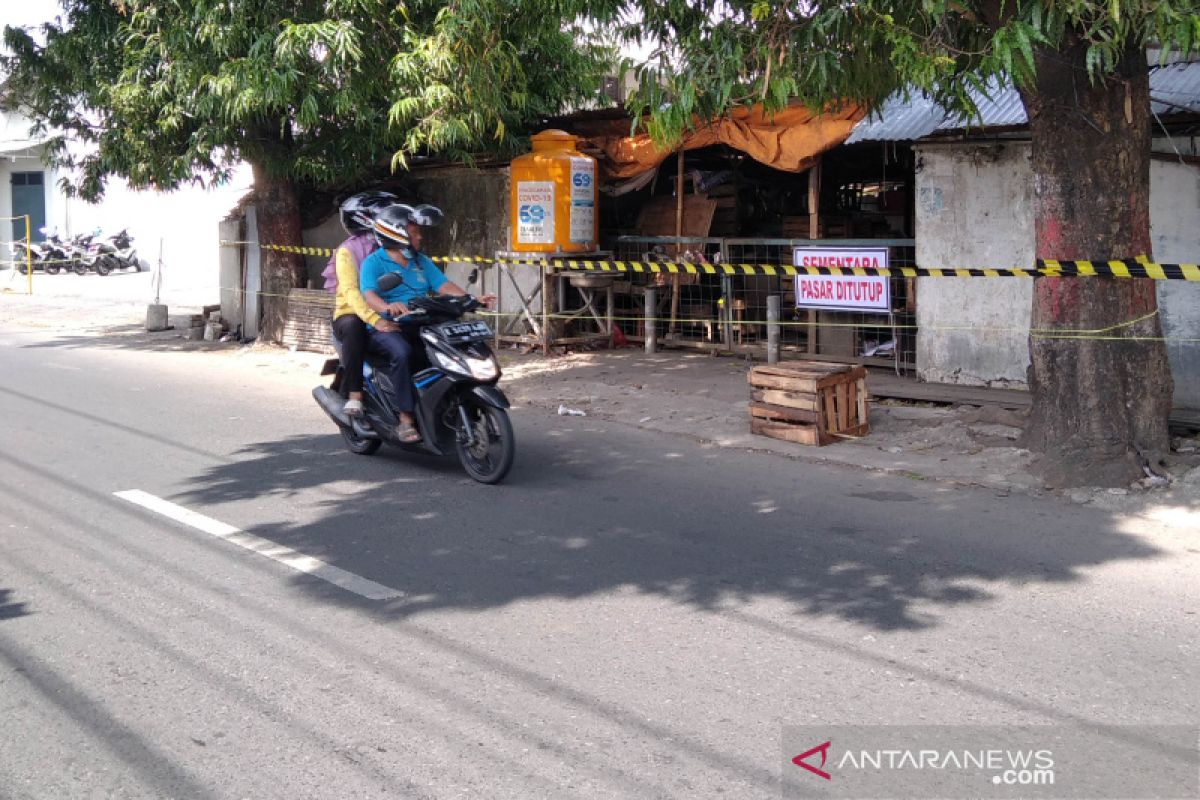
[
  {"xmin": 374, "ymin": 318, "xmax": 399, "ymax": 333},
  {"xmin": 476, "ymin": 294, "xmax": 497, "ymax": 308},
  {"xmin": 385, "ymin": 301, "xmax": 410, "ymax": 317}
]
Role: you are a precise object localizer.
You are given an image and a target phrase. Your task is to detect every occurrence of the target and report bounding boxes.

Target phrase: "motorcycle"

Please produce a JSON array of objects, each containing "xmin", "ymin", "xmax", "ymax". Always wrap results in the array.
[
  {"xmin": 311, "ymin": 274, "xmax": 515, "ymax": 484},
  {"xmin": 10, "ymin": 239, "xmax": 51, "ymax": 274},
  {"xmin": 41, "ymin": 231, "xmax": 76, "ymax": 274},
  {"xmin": 66, "ymin": 231, "xmax": 99, "ymax": 275},
  {"xmin": 9, "ymin": 227, "xmax": 71, "ymax": 274},
  {"xmin": 88, "ymin": 228, "xmax": 139, "ymax": 275}
]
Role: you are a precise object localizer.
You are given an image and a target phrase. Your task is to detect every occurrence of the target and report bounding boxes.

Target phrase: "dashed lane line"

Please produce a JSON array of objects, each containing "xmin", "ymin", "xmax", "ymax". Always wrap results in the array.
[{"xmin": 114, "ymin": 489, "xmax": 403, "ymax": 601}]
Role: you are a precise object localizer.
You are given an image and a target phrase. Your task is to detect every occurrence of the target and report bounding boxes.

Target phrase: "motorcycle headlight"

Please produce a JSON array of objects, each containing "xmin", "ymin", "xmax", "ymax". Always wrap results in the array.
[
  {"xmin": 431, "ymin": 349, "xmax": 468, "ymax": 375},
  {"xmin": 432, "ymin": 348, "xmax": 498, "ymax": 381},
  {"xmin": 464, "ymin": 354, "xmax": 498, "ymax": 381}
]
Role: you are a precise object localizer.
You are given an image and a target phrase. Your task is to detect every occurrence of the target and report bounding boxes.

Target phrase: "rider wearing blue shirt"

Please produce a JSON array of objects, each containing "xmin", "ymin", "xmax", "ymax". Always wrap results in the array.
[
  {"xmin": 359, "ymin": 203, "xmax": 494, "ymax": 444},
  {"xmin": 359, "ymin": 247, "xmax": 448, "ymax": 318}
]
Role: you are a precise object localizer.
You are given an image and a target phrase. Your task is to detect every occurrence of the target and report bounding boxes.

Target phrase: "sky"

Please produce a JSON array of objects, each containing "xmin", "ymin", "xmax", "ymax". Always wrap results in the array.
[{"xmin": 1, "ymin": 0, "xmax": 63, "ymax": 32}]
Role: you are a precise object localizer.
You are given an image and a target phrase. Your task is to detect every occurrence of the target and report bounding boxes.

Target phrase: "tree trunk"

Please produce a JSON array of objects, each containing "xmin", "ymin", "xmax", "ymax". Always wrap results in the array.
[
  {"xmin": 251, "ymin": 161, "xmax": 305, "ymax": 343},
  {"xmin": 1020, "ymin": 36, "xmax": 1173, "ymax": 488}
]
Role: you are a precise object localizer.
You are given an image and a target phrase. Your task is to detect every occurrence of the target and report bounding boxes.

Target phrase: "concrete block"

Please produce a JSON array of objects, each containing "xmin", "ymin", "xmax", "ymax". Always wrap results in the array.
[{"xmin": 145, "ymin": 303, "xmax": 170, "ymax": 332}]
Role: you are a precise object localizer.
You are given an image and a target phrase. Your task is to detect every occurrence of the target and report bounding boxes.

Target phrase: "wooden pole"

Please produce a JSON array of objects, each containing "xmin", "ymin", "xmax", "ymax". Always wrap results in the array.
[
  {"xmin": 806, "ymin": 158, "xmax": 822, "ymax": 354},
  {"xmin": 670, "ymin": 149, "xmax": 684, "ymax": 336},
  {"xmin": 645, "ymin": 287, "xmax": 657, "ymax": 353},
  {"xmin": 808, "ymin": 157, "xmax": 821, "ymax": 239}
]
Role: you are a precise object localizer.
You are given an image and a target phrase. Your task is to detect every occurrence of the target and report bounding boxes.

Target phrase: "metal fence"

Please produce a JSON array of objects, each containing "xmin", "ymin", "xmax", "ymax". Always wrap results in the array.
[{"xmin": 598, "ymin": 235, "xmax": 918, "ymax": 371}]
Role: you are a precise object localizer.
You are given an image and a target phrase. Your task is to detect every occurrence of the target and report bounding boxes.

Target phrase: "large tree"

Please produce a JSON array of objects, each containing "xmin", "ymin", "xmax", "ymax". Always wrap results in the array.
[
  {"xmin": 615, "ymin": 0, "xmax": 1197, "ymax": 486},
  {"xmin": 3, "ymin": 0, "xmax": 610, "ymax": 338}
]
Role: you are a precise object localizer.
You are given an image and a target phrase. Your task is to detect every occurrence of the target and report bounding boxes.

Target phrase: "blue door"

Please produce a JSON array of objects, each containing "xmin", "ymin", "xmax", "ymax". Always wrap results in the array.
[{"xmin": 11, "ymin": 171, "xmax": 46, "ymax": 242}]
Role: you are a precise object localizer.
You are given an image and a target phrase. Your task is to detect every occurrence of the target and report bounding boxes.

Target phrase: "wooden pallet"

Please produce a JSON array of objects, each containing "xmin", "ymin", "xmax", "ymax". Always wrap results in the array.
[{"xmin": 748, "ymin": 361, "xmax": 869, "ymax": 445}]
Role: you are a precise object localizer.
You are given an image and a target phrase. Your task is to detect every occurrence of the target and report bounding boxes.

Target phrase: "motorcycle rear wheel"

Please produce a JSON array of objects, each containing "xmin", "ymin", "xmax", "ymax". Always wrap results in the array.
[
  {"xmin": 95, "ymin": 259, "xmax": 112, "ymax": 276},
  {"xmin": 454, "ymin": 399, "xmax": 514, "ymax": 484},
  {"xmin": 341, "ymin": 422, "xmax": 382, "ymax": 455}
]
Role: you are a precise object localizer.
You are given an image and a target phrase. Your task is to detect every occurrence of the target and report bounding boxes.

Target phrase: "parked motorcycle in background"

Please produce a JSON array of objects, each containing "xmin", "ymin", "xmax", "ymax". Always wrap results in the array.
[
  {"xmin": 10, "ymin": 227, "xmax": 74, "ymax": 274},
  {"xmin": 10, "ymin": 238, "xmax": 51, "ymax": 274},
  {"xmin": 85, "ymin": 228, "xmax": 140, "ymax": 275},
  {"xmin": 8, "ymin": 226, "xmax": 141, "ymax": 277},
  {"xmin": 69, "ymin": 230, "xmax": 100, "ymax": 275},
  {"xmin": 110, "ymin": 229, "xmax": 139, "ymax": 271},
  {"xmin": 41, "ymin": 231, "xmax": 76, "ymax": 274}
]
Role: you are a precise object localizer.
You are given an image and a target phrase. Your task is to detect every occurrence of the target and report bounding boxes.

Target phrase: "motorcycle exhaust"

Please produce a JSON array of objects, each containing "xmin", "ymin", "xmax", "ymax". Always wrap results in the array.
[
  {"xmin": 312, "ymin": 385, "xmax": 352, "ymax": 427},
  {"xmin": 311, "ymin": 386, "xmax": 380, "ymax": 439}
]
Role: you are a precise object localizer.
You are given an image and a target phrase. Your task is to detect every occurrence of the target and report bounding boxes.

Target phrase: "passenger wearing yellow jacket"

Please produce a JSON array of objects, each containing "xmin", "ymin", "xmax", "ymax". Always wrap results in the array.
[{"xmin": 326, "ymin": 192, "xmax": 402, "ymax": 416}]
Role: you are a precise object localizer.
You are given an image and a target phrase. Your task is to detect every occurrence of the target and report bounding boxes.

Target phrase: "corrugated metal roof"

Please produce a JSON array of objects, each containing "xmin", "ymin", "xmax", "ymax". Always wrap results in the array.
[
  {"xmin": 844, "ymin": 91, "xmax": 944, "ymax": 144},
  {"xmin": 846, "ymin": 62, "xmax": 1200, "ymax": 142},
  {"xmin": 1150, "ymin": 61, "xmax": 1200, "ymax": 114},
  {"xmin": 939, "ymin": 79, "xmax": 1026, "ymax": 131}
]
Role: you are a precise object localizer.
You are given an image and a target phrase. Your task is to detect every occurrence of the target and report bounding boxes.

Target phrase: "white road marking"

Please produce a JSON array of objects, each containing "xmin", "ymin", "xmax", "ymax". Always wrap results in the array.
[{"xmin": 114, "ymin": 489, "xmax": 403, "ymax": 601}]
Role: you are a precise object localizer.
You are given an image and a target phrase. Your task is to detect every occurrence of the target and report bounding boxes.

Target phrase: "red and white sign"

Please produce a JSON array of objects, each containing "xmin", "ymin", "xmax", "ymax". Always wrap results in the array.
[{"xmin": 793, "ymin": 247, "xmax": 891, "ymax": 313}]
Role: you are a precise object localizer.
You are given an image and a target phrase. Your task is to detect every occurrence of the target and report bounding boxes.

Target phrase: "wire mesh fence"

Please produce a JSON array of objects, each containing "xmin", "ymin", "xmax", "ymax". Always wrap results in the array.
[{"xmin": 591, "ymin": 235, "xmax": 918, "ymax": 370}]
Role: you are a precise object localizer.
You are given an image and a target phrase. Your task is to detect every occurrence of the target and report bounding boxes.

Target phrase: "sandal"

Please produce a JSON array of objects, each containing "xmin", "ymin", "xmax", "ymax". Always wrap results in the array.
[
  {"xmin": 343, "ymin": 398, "xmax": 363, "ymax": 417},
  {"xmin": 395, "ymin": 421, "xmax": 421, "ymax": 444}
]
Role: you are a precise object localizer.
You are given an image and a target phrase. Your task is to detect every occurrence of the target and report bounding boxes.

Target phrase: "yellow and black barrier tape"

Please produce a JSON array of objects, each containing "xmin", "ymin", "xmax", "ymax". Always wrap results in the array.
[
  {"xmin": 223, "ymin": 242, "xmax": 1200, "ymax": 281},
  {"xmin": 203, "ymin": 284, "xmax": 1199, "ymax": 343}
]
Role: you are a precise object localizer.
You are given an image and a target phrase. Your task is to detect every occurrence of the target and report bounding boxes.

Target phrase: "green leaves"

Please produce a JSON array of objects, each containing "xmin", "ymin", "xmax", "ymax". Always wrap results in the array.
[
  {"xmin": 1, "ymin": 0, "xmax": 611, "ymax": 198},
  {"xmin": 608, "ymin": 0, "xmax": 1200, "ymax": 139}
]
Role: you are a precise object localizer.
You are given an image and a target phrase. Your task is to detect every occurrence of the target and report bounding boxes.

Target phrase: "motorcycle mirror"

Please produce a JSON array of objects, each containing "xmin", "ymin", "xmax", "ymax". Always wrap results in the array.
[
  {"xmin": 467, "ymin": 268, "xmax": 479, "ymax": 286},
  {"xmin": 377, "ymin": 271, "xmax": 404, "ymax": 292}
]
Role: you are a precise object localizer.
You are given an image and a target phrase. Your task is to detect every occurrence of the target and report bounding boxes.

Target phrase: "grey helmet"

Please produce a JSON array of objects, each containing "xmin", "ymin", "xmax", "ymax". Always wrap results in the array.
[
  {"xmin": 372, "ymin": 203, "xmax": 416, "ymax": 252},
  {"xmin": 340, "ymin": 190, "xmax": 398, "ymax": 235}
]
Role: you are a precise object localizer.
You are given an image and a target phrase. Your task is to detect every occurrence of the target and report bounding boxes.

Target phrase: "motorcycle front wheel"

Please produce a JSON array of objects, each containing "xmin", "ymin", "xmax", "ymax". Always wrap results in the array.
[{"xmin": 454, "ymin": 398, "xmax": 514, "ymax": 484}]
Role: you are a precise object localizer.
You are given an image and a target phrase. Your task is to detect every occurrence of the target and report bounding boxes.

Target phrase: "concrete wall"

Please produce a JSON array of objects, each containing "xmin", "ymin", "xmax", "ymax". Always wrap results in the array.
[
  {"xmin": 298, "ymin": 165, "xmax": 544, "ymax": 320},
  {"xmin": 914, "ymin": 142, "xmax": 1034, "ymax": 387},
  {"xmin": 913, "ymin": 141, "xmax": 1200, "ymax": 409},
  {"xmin": 1150, "ymin": 158, "xmax": 1200, "ymax": 410}
]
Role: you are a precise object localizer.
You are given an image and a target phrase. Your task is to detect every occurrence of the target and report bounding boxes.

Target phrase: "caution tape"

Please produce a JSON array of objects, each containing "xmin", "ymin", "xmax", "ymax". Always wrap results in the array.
[
  {"xmin": 258, "ymin": 244, "xmax": 336, "ymax": 257},
  {"xmin": 197, "ymin": 284, "xmax": 1198, "ymax": 342},
  {"xmin": 219, "ymin": 241, "xmax": 1200, "ymax": 281}
]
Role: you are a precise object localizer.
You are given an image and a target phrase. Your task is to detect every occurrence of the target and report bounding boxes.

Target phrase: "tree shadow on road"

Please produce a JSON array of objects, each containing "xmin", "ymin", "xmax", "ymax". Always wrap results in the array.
[{"xmin": 175, "ymin": 424, "xmax": 1167, "ymax": 633}]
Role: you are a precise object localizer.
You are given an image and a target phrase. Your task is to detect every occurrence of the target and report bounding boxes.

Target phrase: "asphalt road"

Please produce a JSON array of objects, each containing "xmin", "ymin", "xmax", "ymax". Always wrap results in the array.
[{"xmin": 0, "ymin": 322, "xmax": 1196, "ymax": 799}]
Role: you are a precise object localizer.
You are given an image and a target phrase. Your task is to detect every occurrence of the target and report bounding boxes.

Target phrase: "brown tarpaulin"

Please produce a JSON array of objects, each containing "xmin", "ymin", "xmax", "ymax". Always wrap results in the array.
[{"xmin": 577, "ymin": 103, "xmax": 866, "ymax": 180}]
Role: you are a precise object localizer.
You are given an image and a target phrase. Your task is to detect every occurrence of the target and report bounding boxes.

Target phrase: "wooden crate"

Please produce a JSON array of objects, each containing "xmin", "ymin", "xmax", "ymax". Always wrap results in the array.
[{"xmin": 747, "ymin": 361, "xmax": 869, "ymax": 445}]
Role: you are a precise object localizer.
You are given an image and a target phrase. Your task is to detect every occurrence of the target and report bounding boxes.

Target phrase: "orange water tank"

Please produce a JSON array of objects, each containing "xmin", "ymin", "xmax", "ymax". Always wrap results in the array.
[{"xmin": 510, "ymin": 130, "xmax": 598, "ymax": 252}]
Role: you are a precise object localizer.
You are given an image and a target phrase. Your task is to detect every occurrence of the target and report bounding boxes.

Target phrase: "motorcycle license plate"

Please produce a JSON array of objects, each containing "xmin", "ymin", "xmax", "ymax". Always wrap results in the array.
[{"xmin": 439, "ymin": 321, "xmax": 492, "ymax": 340}]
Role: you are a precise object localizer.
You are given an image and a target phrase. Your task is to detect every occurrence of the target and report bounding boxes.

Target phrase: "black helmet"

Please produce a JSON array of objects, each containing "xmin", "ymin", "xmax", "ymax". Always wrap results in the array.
[
  {"xmin": 373, "ymin": 203, "xmax": 415, "ymax": 251},
  {"xmin": 340, "ymin": 190, "xmax": 398, "ymax": 235},
  {"xmin": 410, "ymin": 204, "xmax": 444, "ymax": 227}
]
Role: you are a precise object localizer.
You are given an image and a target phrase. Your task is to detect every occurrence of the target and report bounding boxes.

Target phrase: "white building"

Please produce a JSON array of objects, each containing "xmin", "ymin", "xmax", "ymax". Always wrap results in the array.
[{"xmin": 0, "ymin": 103, "xmax": 252, "ymax": 296}]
